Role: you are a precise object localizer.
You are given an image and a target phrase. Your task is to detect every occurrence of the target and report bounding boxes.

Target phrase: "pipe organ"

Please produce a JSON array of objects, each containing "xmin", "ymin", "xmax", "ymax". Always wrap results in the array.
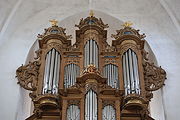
[
  {"xmin": 43, "ymin": 48, "xmax": 61, "ymax": 94},
  {"xmin": 67, "ymin": 105, "xmax": 80, "ymax": 120},
  {"xmin": 122, "ymin": 49, "xmax": 140, "ymax": 95},
  {"xmin": 85, "ymin": 89, "xmax": 98, "ymax": 120},
  {"xmin": 102, "ymin": 105, "xmax": 116, "ymax": 120},
  {"xmin": 64, "ymin": 63, "xmax": 80, "ymax": 88},
  {"xmin": 103, "ymin": 64, "xmax": 119, "ymax": 89},
  {"xmin": 16, "ymin": 12, "xmax": 167, "ymax": 120},
  {"xmin": 84, "ymin": 39, "xmax": 99, "ymax": 68}
]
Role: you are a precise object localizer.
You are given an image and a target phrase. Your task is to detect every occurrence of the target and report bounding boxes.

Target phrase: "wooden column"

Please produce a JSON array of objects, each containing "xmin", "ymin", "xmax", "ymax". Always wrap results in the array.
[{"xmin": 61, "ymin": 99, "xmax": 67, "ymax": 120}]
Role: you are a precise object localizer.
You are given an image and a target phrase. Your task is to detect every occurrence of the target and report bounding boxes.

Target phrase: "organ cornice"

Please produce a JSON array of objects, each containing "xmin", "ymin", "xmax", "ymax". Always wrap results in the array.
[{"xmin": 38, "ymin": 25, "xmax": 72, "ymax": 48}]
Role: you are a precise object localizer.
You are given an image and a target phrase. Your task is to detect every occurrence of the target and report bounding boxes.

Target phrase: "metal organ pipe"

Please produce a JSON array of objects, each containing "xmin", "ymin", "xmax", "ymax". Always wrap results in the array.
[
  {"xmin": 102, "ymin": 105, "xmax": 116, "ymax": 120},
  {"xmin": 48, "ymin": 49, "xmax": 55, "ymax": 92},
  {"xmin": 133, "ymin": 52, "xmax": 140, "ymax": 94},
  {"xmin": 128, "ymin": 50, "xmax": 135, "ymax": 93},
  {"xmin": 84, "ymin": 40, "xmax": 99, "ymax": 68},
  {"xmin": 43, "ymin": 51, "xmax": 50, "ymax": 94},
  {"xmin": 85, "ymin": 89, "xmax": 97, "ymax": 120},
  {"xmin": 122, "ymin": 56, "xmax": 128, "ymax": 95},
  {"xmin": 54, "ymin": 54, "xmax": 60, "ymax": 94},
  {"xmin": 64, "ymin": 64, "xmax": 80, "ymax": 88},
  {"xmin": 122, "ymin": 49, "xmax": 140, "ymax": 95},
  {"xmin": 103, "ymin": 64, "xmax": 119, "ymax": 89},
  {"xmin": 42, "ymin": 48, "xmax": 60, "ymax": 94},
  {"xmin": 90, "ymin": 39, "xmax": 92, "ymax": 64},
  {"xmin": 67, "ymin": 105, "xmax": 80, "ymax": 120},
  {"xmin": 52, "ymin": 51, "xmax": 58, "ymax": 94}
]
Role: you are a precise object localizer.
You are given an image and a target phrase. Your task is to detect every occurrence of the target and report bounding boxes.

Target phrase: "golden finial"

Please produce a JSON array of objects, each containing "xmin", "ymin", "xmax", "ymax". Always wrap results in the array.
[
  {"xmin": 122, "ymin": 21, "xmax": 133, "ymax": 28},
  {"xmin": 89, "ymin": 10, "xmax": 94, "ymax": 17},
  {"xmin": 49, "ymin": 19, "xmax": 58, "ymax": 26}
]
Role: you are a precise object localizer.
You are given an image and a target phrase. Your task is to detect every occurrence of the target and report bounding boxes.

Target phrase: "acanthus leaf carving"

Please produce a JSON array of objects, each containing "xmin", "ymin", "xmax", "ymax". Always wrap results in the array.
[
  {"xmin": 143, "ymin": 62, "xmax": 166, "ymax": 91},
  {"xmin": 16, "ymin": 61, "xmax": 40, "ymax": 91}
]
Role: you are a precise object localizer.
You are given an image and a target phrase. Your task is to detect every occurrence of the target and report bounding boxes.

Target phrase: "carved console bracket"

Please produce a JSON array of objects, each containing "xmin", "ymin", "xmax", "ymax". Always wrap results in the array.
[
  {"xmin": 123, "ymin": 94, "xmax": 148, "ymax": 110},
  {"xmin": 143, "ymin": 62, "xmax": 166, "ymax": 91},
  {"xmin": 16, "ymin": 61, "xmax": 40, "ymax": 91}
]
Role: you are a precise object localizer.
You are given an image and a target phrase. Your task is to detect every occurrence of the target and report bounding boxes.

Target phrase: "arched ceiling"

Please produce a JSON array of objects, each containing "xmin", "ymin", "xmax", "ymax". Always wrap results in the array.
[{"xmin": 0, "ymin": 0, "xmax": 180, "ymax": 120}]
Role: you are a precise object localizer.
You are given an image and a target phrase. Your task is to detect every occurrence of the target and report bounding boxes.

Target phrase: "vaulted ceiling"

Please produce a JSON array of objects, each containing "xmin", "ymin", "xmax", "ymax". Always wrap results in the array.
[{"xmin": 0, "ymin": 0, "xmax": 180, "ymax": 120}]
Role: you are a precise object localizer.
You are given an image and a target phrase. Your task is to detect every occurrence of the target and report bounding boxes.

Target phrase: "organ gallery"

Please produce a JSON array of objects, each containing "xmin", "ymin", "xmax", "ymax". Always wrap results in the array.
[{"xmin": 16, "ymin": 12, "xmax": 167, "ymax": 120}]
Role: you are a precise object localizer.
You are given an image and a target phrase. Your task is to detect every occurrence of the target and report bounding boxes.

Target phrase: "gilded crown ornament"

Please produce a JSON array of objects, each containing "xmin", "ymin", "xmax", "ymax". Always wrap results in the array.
[
  {"xmin": 49, "ymin": 19, "xmax": 58, "ymax": 26},
  {"xmin": 122, "ymin": 21, "xmax": 133, "ymax": 28},
  {"xmin": 89, "ymin": 10, "xmax": 94, "ymax": 17}
]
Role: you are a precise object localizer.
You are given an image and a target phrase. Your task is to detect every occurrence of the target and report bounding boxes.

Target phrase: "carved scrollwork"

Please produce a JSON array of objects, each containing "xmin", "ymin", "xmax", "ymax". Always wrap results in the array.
[
  {"xmin": 75, "ymin": 16, "xmax": 109, "ymax": 30},
  {"xmin": 102, "ymin": 100, "xmax": 115, "ymax": 108},
  {"xmin": 35, "ymin": 49, "xmax": 42, "ymax": 60},
  {"xmin": 82, "ymin": 64, "xmax": 100, "ymax": 75},
  {"xmin": 85, "ymin": 82, "xmax": 98, "ymax": 93},
  {"xmin": 16, "ymin": 61, "xmax": 40, "ymax": 91},
  {"xmin": 111, "ymin": 26, "xmax": 146, "ymax": 40},
  {"xmin": 68, "ymin": 100, "xmax": 80, "ymax": 107},
  {"xmin": 143, "ymin": 62, "xmax": 166, "ymax": 91},
  {"xmin": 104, "ymin": 45, "xmax": 117, "ymax": 52}
]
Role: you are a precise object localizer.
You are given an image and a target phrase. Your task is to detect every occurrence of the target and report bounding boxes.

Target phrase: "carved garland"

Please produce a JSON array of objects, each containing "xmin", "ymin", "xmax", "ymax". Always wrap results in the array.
[{"xmin": 16, "ymin": 61, "xmax": 40, "ymax": 91}]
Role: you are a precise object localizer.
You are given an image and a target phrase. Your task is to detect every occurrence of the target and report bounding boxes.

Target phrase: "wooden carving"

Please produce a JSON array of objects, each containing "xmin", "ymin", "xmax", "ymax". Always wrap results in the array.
[
  {"xmin": 16, "ymin": 61, "xmax": 40, "ymax": 91},
  {"xmin": 102, "ymin": 100, "xmax": 115, "ymax": 108},
  {"xmin": 143, "ymin": 62, "xmax": 166, "ymax": 91},
  {"xmin": 75, "ymin": 16, "xmax": 109, "ymax": 30},
  {"xmin": 82, "ymin": 64, "xmax": 100, "ymax": 75}
]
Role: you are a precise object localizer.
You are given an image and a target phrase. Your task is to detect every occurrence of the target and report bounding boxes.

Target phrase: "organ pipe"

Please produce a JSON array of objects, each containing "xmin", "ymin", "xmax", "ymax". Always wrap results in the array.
[
  {"xmin": 64, "ymin": 64, "xmax": 80, "ymax": 88},
  {"xmin": 103, "ymin": 64, "xmax": 119, "ymax": 89},
  {"xmin": 85, "ymin": 89, "xmax": 98, "ymax": 120},
  {"xmin": 42, "ymin": 48, "xmax": 60, "ymax": 94},
  {"xmin": 67, "ymin": 105, "xmax": 80, "ymax": 120},
  {"xmin": 84, "ymin": 40, "xmax": 99, "ymax": 68},
  {"xmin": 102, "ymin": 105, "xmax": 116, "ymax": 120},
  {"xmin": 122, "ymin": 49, "xmax": 140, "ymax": 95},
  {"xmin": 48, "ymin": 48, "xmax": 55, "ymax": 92}
]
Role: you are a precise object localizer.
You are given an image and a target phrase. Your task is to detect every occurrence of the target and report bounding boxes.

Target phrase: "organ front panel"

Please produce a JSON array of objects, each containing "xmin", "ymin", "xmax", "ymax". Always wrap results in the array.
[{"xmin": 16, "ymin": 12, "xmax": 167, "ymax": 120}]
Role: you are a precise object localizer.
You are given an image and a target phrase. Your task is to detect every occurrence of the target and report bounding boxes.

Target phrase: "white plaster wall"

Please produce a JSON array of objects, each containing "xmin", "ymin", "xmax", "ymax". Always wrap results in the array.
[{"xmin": 0, "ymin": 0, "xmax": 180, "ymax": 120}]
